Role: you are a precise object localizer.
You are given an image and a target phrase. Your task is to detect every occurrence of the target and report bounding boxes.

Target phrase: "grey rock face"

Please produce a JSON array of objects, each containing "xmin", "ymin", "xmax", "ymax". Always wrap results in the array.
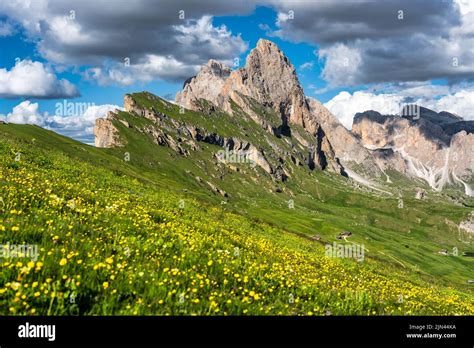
[
  {"xmin": 352, "ymin": 110, "xmax": 474, "ymax": 195},
  {"xmin": 460, "ymin": 212, "xmax": 474, "ymax": 234},
  {"xmin": 94, "ymin": 111, "xmax": 122, "ymax": 148},
  {"xmin": 175, "ymin": 59, "xmax": 232, "ymax": 111},
  {"xmin": 307, "ymin": 98, "xmax": 381, "ymax": 176},
  {"xmin": 219, "ymin": 39, "xmax": 318, "ymax": 133}
]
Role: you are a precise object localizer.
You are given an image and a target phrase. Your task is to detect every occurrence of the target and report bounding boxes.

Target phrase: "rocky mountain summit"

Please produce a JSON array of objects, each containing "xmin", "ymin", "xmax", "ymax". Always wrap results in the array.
[
  {"xmin": 174, "ymin": 39, "xmax": 380, "ymax": 178},
  {"xmin": 95, "ymin": 39, "xmax": 473, "ymax": 197},
  {"xmin": 177, "ymin": 39, "xmax": 314, "ymax": 132},
  {"xmin": 176, "ymin": 59, "xmax": 231, "ymax": 110}
]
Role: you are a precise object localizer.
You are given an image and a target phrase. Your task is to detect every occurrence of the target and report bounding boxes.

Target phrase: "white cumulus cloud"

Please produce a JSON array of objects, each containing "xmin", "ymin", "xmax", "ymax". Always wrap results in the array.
[
  {"xmin": 0, "ymin": 101, "xmax": 121, "ymax": 144},
  {"xmin": 85, "ymin": 55, "xmax": 200, "ymax": 87},
  {"xmin": 271, "ymin": 0, "xmax": 474, "ymax": 86},
  {"xmin": 1, "ymin": 101, "xmax": 46, "ymax": 125},
  {"xmin": 325, "ymin": 88, "xmax": 474, "ymax": 129},
  {"xmin": 416, "ymin": 90, "xmax": 474, "ymax": 120},
  {"xmin": 48, "ymin": 103, "xmax": 123, "ymax": 143},
  {"xmin": 299, "ymin": 61, "xmax": 314, "ymax": 71},
  {"xmin": 324, "ymin": 91, "xmax": 404, "ymax": 129},
  {"xmin": 0, "ymin": 60, "xmax": 79, "ymax": 99},
  {"xmin": 0, "ymin": 1, "xmax": 249, "ymax": 85}
]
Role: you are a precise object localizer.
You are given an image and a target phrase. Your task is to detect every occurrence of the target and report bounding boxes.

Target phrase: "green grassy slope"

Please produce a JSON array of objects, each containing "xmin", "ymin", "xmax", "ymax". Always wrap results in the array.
[
  {"xmin": 0, "ymin": 124, "xmax": 473, "ymax": 315},
  {"xmin": 0, "ymin": 94, "xmax": 473, "ymax": 315},
  {"xmin": 112, "ymin": 93, "xmax": 474, "ymax": 290}
]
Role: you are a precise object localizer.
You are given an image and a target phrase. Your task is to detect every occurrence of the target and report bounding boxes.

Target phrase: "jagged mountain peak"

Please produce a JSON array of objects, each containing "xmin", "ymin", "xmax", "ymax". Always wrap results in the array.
[
  {"xmin": 198, "ymin": 59, "xmax": 232, "ymax": 80},
  {"xmin": 181, "ymin": 59, "xmax": 232, "ymax": 88},
  {"xmin": 234, "ymin": 38, "xmax": 308, "ymax": 123},
  {"xmin": 176, "ymin": 58, "xmax": 232, "ymax": 109},
  {"xmin": 176, "ymin": 39, "xmax": 317, "ymax": 135},
  {"xmin": 246, "ymin": 38, "xmax": 298, "ymax": 80},
  {"xmin": 353, "ymin": 106, "xmax": 473, "ymax": 137},
  {"xmin": 255, "ymin": 38, "xmax": 280, "ymax": 51}
]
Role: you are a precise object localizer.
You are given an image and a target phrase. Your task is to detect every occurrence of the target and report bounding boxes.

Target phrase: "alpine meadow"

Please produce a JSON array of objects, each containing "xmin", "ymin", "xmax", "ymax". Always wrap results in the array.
[{"xmin": 1, "ymin": 0, "xmax": 473, "ymax": 323}]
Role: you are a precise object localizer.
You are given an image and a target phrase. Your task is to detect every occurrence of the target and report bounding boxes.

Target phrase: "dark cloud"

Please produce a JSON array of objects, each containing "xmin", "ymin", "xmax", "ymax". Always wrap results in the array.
[
  {"xmin": 271, "ymin": 0, "xmax": 460, "ymax": 44},
  {"xmin": 1, "ymin": 0, "xmax": 472, "ymax": 87},
  {"xmin": 0, "ymin": 0, "xmax": 253, "ymax": 84},
  {"xmin": 270, "ymin": 0, "xmax": 473, "ymax": 86},
  {"xmin": 359, "ymin": 35, "xmax": 468, "ymax": 83}
]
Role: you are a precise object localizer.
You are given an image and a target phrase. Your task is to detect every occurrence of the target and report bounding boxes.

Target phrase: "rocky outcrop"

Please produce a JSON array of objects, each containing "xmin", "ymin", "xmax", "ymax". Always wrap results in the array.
[
  {"xmin": 94, "ymin": 111, "xmax": 122, "ymax": 148},
  {"xmin": 415, "ymin": 188, "xmax": 426, "ymax": 199},
  {"xmin": 194, "ymin": 129, "xmax": 273, "ymax": 175},
  {"xmin": 97, "ymin": 92, "xmax": 276, "ymax": 176},
  {"xmin": 460, "ymin": 212, "xmax": 474, "ymax": 234},
  {"xmin": 175, "ymin": 59, "xmax": 231, "ymax": 111},
  {"xmin": 307, "ymin": 98, "xmax": 381, "ymax": 176},
  {"xmin": 218, "ymin": 39, "xmax": 318, "ymax": 134},
  {"xmin": 124, "ymin": 94, "xmax": 166, "ymax": 121},
  {"xmin": 205, "ymin": 180, "xmax": 228, "ymax": 197}
]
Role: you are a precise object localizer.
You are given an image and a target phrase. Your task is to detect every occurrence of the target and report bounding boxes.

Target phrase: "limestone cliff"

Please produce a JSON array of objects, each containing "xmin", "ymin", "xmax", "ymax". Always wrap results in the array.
[{"xmin": 352, "ymin": 109, "xmax": 474, "ymax": 195}]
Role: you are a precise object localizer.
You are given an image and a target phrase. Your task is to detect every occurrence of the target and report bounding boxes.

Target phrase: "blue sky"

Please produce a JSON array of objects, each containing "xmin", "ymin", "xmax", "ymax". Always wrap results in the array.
[
  {"xmin": 0, "ymin": 5, "xmax": 342, "ymax": 113},
  {"xmin": 0, "ymin": 0, "xmax": 473, "ymax": 143}
]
